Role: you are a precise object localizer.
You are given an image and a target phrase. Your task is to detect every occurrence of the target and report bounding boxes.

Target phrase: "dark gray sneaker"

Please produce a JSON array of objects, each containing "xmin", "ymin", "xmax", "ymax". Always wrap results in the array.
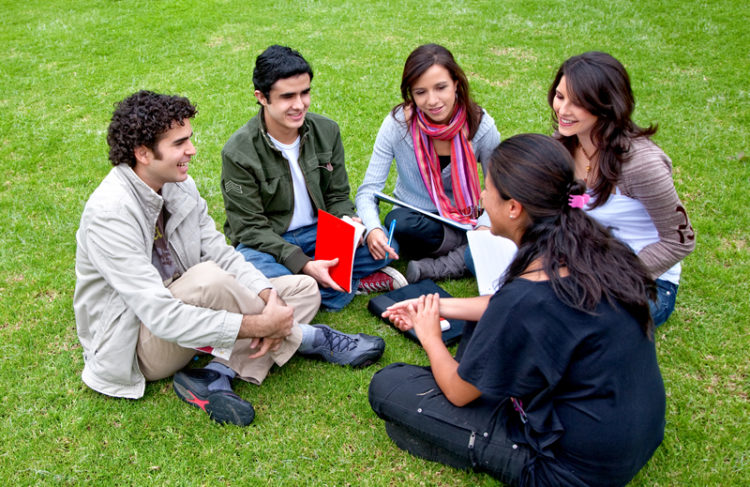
[
  {"xmin": 173, "ymin": 368, "xmax": 255, "ymax": 426},
  {"xmin": 300, "ymin": 324, "xmax": 385, "ymax": 368}
]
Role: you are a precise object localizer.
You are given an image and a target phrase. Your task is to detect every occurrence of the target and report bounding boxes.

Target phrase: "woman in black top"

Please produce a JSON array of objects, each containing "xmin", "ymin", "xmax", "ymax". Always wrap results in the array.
[{"xmin": 369, "ymin": 134, "xmax": 666, "ymax": 486}]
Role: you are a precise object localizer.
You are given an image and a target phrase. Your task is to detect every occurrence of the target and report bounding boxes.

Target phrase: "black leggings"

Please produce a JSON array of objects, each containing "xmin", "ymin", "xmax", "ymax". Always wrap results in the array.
[{"xmin": 369, "ymin": 363, "xmax": 531, "ymax": 485}]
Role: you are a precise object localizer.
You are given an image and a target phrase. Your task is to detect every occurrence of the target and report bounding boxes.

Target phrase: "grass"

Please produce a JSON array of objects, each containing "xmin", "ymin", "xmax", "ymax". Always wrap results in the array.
[{"xmin": 1, "ymin": 0, "xmax": 748, "ymax": 484}]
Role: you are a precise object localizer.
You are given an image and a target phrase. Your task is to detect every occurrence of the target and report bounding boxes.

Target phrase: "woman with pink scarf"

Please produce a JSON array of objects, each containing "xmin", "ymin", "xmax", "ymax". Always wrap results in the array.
[{"xmin": 355, "ymin": 44, "xmax": 500, "ymax": 282}]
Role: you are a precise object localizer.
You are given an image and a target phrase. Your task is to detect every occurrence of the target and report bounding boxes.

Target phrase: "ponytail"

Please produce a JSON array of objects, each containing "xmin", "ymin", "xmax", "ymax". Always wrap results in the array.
[{"xmin": 490, "ymin": 134, "xmax": 655, "ymax": 336}]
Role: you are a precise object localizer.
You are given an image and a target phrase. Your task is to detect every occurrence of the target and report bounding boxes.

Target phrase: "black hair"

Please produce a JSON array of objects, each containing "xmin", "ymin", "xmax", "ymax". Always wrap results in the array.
[
  {"xmin": 253, "ymin": 45, "xmax": 313, "ymax": 101},
  {"xmin": 548, "ymin": 51, "xmax": 657, "ymax": 208},
  {"xmin": 107, "ymin": 90, "xmax": 196, "ymax": 167},
  {"xmin": 488, "ymin": 133, "xmax": 656, "ymax": 336}
]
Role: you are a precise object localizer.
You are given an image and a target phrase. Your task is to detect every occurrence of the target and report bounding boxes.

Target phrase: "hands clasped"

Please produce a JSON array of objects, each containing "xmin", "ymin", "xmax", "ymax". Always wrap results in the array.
[
  {"xmin": 240, "ymin": 289, "xmax": 295, "ymax": 359},
  {"xmin": 382, "ymin": 293, "xmax": 442, "ymax": 345}
]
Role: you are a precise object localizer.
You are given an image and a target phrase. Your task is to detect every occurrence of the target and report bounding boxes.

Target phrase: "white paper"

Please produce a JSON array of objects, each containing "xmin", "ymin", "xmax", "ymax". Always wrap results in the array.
[
  {"xmin": 467, "ymin": 230, "xmax": 517, "ymax": 295},
  {"xmin": 374, "ymin": 191, "xmax": 473, "ymax": 231}
]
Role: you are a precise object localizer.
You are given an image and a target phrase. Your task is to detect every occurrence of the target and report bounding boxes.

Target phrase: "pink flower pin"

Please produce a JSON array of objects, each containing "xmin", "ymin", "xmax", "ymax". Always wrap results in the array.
[{"xmin": 568, "ymin": 193, "xmax": 591, "ymax": 209}]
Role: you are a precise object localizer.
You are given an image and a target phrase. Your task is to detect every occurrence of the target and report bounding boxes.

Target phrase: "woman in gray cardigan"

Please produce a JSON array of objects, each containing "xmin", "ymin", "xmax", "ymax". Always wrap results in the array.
[{"xmin": 355, "ymin": 44, "xmax": 500, "ymax": 282}]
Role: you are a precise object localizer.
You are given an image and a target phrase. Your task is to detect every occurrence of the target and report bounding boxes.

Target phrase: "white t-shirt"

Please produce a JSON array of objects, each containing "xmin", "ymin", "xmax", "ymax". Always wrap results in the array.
[
  {"xmin": 586, "ymin": 188, "xmax": 681, "ymax": 284},
  {"xmin": 268, "ymin": 134, "xmax": 316, "ymax": 232}
]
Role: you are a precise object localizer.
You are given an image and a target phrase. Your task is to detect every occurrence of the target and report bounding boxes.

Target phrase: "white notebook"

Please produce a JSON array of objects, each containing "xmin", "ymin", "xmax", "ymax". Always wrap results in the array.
[{"xmin": 467, "ymin": 230, "xmax": 517, "ymax": 295}]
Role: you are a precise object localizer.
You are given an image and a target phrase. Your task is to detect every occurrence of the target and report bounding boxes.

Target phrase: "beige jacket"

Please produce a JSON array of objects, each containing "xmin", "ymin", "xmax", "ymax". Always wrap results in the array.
[{"xmin": 74, "ymin": 165, "xmax": 272, "ymax": 398}]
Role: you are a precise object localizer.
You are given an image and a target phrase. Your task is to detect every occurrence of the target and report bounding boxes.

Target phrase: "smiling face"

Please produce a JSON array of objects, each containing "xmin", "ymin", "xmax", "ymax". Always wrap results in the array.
[
  {"xmin": 133, "ymin": 119, "xmax": 195, "ymax": 192},
  {"xmin": 552, "ymin": 76, "xmax": 598, "ymax": 142},
  {"xmin": 411, "ymin": 64, "xmax": 459, "ymax": 124},
  {"xmin": 256, "ymin": 73, "xmax": 311, "ymax": 143}
]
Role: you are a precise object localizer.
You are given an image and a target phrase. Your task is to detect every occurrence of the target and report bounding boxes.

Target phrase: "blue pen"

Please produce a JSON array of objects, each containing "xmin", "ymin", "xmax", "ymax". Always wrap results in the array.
[{"xmin": 384, "ymin": 219, "xmax": 396, "ymax": 260}]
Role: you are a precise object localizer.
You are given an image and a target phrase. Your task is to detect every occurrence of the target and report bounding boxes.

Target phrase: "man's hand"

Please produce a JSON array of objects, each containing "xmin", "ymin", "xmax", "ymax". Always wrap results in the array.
[
  {"xmin": 366, "ymin": 228, "xmax": 399, "ymax": 261},
  {"xmin": 258, "ymin": 287, "xmax": 287, "ymax": 307},
  {"xmin": 247, "ymin": 336, "xmax": 285, "ymax": 359},
  {"xmin": 302, "ymin": 259, "xmax": 345, "ymax": 292},
  {"xmin": 238, "ymin": 290, "xmax": 294, "ymax": 342}
]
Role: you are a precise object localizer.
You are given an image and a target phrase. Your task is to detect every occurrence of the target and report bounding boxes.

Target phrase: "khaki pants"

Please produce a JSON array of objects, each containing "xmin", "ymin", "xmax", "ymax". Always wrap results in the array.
[{"xmin": 136, "ymin": 261, "xmax": 320, "ymax": 385}]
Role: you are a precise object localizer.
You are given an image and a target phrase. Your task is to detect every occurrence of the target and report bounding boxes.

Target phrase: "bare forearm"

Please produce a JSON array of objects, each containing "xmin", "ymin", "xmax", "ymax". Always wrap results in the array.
[
  {"xmin": 237, "ymin": 313, "xmax": 271, "ymax": 339},
  {"xmin": 439, "ymin": 296, "xmax": 491, "ymax": 322},
  {"xmin": 422, "ymin": 336, "xmax": 480, "ymax": 407},
  {"xmin": 237, "ymin": 290, "xmax": 294, "ymax": 340}
]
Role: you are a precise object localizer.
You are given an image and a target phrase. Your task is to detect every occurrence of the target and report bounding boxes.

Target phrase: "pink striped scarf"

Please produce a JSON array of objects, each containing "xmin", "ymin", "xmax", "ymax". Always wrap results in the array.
[{"xmin": 410, "ymin": 105, "xmax": 481, "ymax": 224}]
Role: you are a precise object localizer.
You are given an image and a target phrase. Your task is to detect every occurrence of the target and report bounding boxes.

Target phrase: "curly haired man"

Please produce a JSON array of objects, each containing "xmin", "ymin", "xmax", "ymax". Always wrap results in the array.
[{"xmin": 74, "ymin": 91, "xmax": 385, "ymax": 425}]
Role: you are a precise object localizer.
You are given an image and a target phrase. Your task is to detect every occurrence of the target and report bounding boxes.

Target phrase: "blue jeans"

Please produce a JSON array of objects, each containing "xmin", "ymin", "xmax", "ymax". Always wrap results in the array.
[
  {"xmin": 650, "ymin": 279, "xmax": 678, "ymax": 327},
  {"xmin": 237, "ymin": 222, "xmax": 397, "ymax": 311}
]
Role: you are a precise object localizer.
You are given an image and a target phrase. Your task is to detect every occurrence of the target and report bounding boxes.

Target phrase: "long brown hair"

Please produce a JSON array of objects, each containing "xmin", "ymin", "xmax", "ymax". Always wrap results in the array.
[
  {"xmin": 547, "ymin": 51, "xmax": 657, "ymax": 208},
  {"xmin": 393, "ymin": 44, "xmax": 482, "ymax": 138},
  {"xmin": 488, "ymin": 134, "xmax": 656, "ymax": 336}
]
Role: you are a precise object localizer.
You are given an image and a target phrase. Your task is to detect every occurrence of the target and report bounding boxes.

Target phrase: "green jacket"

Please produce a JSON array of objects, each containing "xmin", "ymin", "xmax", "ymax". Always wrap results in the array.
[{"xmin": 221, "ymin": 110, "xmax": 356, "ymax": 273}]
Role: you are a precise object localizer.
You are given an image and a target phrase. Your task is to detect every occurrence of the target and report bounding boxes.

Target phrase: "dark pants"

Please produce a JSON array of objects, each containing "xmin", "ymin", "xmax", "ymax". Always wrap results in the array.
[
  {"xmin": 385, "ymin": 208, "xmax": 467, "ymax": 259},
  {"xmin": 369, "ymin": 363, "xmax": 531, "ymax": 485}
]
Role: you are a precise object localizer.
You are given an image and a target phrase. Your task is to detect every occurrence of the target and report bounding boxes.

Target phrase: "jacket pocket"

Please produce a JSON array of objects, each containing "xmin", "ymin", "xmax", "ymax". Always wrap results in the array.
[
  {"xmin": 313, "ymin": 151, "xmax": 333, "ymax": 189},
  {"xmin": 259, "ymin": 176, "xmax": 292, "ymax": 215},
  {"xmin": 90, "ymin": 295, "xmax": 139, "ymax": 384}
]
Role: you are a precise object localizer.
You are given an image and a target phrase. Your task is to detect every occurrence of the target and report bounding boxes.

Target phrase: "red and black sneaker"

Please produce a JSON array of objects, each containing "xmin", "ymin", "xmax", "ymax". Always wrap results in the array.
[
  {"xmin": 173, "ymin": 368, "xmax": 255, "ymax": 426},
  {"xmin": 357, "ymin": 266, "xmax": 408, "ymax": 295}
]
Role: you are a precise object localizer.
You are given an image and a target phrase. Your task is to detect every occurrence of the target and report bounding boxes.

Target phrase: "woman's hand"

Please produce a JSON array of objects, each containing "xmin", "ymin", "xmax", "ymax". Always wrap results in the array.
[
  {"xmin": 384, "ymin": 295, "xmax": 443, "ymax": 345},
  {"xmin": 366, "ymin": 228, "xmax": 399, "ymax": 261},
  {"xmin": 407, "ymin": 293, "xmax": 443, "ymax": 346},
  {"xmin": 382, "ymin": 298, "xmax": 419, "ymax": 331}
]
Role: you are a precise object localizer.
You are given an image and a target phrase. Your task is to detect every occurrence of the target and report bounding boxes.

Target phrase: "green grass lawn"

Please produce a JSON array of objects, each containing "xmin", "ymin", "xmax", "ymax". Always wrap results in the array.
[{"xmin": 1, "ymin": 0, "xmax": 748, "ymax": 484}]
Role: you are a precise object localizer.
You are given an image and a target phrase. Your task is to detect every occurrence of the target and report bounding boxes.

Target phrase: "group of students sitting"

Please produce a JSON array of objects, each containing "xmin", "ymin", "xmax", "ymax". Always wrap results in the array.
[{"xmin": 74, "ymin": 43, "xmax": 694, "ymax": 486}]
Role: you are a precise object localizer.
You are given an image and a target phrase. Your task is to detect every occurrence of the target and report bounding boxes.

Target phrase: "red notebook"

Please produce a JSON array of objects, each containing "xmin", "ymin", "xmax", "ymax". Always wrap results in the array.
[{"xmin": 314, "ymin": 209, "xmax": 366, "ymax": 293}]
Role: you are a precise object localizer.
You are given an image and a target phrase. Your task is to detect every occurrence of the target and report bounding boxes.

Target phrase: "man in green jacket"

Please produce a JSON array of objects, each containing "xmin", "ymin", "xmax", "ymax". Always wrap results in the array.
[{"xmin": 222, "ymin": 45, "xmax": 406, "ymax": 310}]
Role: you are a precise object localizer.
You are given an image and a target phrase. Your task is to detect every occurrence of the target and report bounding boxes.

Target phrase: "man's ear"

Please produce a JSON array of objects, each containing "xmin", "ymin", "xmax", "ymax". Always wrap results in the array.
[
  {"xmin": 254, "ymin": 90, "xmax": 267, "ymax": 106},
  {"xmin": 134, "ymin": 145, "xmax": 150, "ymax": 166}
]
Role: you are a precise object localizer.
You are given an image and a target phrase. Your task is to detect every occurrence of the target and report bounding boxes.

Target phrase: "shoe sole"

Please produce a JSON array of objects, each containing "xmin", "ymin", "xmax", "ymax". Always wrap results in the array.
[
  {"xmin": 381, "ymin": 266, "xmax": 408, "ymax": 289},
  {"xmin": 348, "ymin": 346, "xmax": 385, "ymax": 368},
  {"xmin": 348, "ymin": 338, "xmax": 386, "ymax": 368},
  {"xmin": 173, "ymin": 379, "xmax": 255, "ymax": 426},
  {"xmin": 303, "ymin": 338, "xmax": 385, "ymax": 368}
]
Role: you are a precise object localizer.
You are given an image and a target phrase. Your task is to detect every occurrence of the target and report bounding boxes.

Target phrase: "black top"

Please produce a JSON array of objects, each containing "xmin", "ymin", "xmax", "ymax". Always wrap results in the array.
[
  {"xmin": 457, "ymin": 279, "xmax": 666, "ymax": 486},
  {"xmin": 438, "ymin": 154, "xmax": 451, "ymax": 171}
]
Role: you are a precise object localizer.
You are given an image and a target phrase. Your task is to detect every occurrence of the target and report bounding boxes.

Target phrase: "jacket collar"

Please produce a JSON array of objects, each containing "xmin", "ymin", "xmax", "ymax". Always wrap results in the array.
[
  {"xmin": 113, "ymin": 164, "xmax": 194, "ymax": 232},
  {"xmin": 257, "ymin": 106, "xmax": 309, "ymax": 150},
  {"xmin": 114, "ymin": 164, "xmax": 163, "ymax": 222}
]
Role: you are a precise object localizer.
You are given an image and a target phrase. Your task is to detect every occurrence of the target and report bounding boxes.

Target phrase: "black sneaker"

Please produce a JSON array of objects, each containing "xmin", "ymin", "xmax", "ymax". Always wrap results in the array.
[
  {"xmin": 173, "ymin": 368, "xmax": 255, "ymax": 426},
  {"xmin": 300, "ymin": 324, "xmax": 385, "ymax": 368}
]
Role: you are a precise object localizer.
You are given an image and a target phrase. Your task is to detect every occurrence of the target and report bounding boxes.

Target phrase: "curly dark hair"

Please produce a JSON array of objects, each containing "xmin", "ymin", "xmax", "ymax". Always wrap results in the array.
[{"xmin": 107, "ymin": 90, "xmax": 197, "ymax": 167}]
